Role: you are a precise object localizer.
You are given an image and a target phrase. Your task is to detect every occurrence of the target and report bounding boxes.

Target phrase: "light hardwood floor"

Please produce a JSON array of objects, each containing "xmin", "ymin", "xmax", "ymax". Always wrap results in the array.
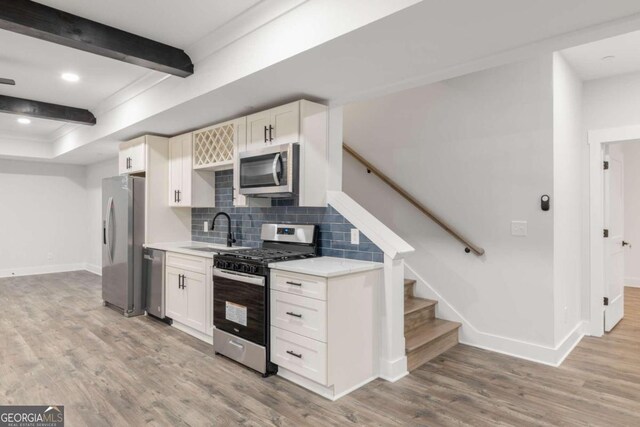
[{"xmin": 1, "ymin": 271, "xmax": 640, "ymax": 426}]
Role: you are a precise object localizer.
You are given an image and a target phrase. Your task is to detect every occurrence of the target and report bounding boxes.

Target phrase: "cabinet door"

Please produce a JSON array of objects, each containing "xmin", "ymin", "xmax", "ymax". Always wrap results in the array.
[
  {"xmin": 168, "ymin": 136, "xmax": 183, "ymax": 206},
  {"xmin": 271, "ymin": 101, "xmax": 299, "ymax": 145},
  {"xmin": 246, "ymin": 110, "xmax": 270, "ymax": 151},
  {"xmin": 184, "ymin": 271, "xmax": 207, "ymax": 333},
  {"xmin": 166, "ymin": 267, "xmax": 188, "ymax": 323},
  {"xmin": 118, "ymin": 147, "xmax": 130, "ymax": 175},
  {"xmin": 180, "ymin": 135, "xmax": 193, "ymax": 206},
  {"xmin": 128, "ymin": 137, "xmax": 146, "ymax": 173}
]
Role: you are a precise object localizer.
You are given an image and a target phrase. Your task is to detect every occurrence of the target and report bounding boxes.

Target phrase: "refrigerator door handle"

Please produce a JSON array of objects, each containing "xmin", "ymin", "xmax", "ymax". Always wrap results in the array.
[{"xmin": 106, "ymin": 196, "xmax": 114, "ymax": 265}]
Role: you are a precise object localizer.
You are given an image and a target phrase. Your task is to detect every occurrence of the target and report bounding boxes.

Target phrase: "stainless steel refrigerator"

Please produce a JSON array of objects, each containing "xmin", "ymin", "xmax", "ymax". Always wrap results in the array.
[{"xmin": 102, "ymin": 175, "xmax": 145, "ymax": 317}]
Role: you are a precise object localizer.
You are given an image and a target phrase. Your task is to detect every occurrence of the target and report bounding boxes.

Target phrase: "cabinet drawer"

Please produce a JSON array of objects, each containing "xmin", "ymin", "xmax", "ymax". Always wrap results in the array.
[
  {"xmin": 271, "ymin": 327, "xmax": 327, "ymax": 385},
  {"xmin": 271, "ymin": 270, "xmax": 327, "ymax": 301},
  {"xmin": 166, "ymin": 252, "xmax": 208, "ymax": 274},
  {"xmin": 270, "ymin": 290, "xmax": 327, "ymax": 342}
]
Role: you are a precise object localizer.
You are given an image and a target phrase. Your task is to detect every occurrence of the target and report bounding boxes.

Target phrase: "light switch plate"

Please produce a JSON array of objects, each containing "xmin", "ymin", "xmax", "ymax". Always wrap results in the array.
[
  {"xmin": 203, "ymin": 221, "xmax": 209, "ymax": 232},
  {"xmin": 511, "ymin": 221, "xmax": 528, "ymax": 237},
  {"xmin": 351, "ymin": 228, "xmax": 360, "ymax": 245}
]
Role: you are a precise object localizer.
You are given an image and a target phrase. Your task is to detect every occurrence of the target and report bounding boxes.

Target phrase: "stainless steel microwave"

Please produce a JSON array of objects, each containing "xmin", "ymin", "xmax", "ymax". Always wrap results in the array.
[{"xmin": 239, "ymin": 143, "xmax": 299, "ymax": 197}]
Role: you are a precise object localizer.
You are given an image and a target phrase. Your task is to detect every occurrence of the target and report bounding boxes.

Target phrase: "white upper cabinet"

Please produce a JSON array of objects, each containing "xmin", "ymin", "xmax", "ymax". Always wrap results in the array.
[
  {"xmin": 168, "ymin": 132, "xmax": 215, "ymax": 208},
  {"xmin": 246, "ymin": 101, "xmax": 300, "ymax": 151},
  {"xmin": 241, "ymin": 100, "xmax": 329, "ymax": 206},
  {"xmin": 119, "ymin": 136, "xmax": 146, "ymax": 174},
  {"xmin": 271, "ymin": 102, "xmax": 300, "ymax": 145},
  {"xmin": 246, "ymin": 110, "xmax": 271, "ymax": 152}
]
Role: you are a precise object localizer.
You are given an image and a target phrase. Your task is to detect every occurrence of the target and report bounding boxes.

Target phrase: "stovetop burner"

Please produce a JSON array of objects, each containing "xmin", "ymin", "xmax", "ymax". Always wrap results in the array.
[
  {"xmin": 215, "ymin": 223, "xmax": 318, "ymax": 269},
  {"xmin": 217, "ymin": 247, "xmax": 315, "ymax": 263}
]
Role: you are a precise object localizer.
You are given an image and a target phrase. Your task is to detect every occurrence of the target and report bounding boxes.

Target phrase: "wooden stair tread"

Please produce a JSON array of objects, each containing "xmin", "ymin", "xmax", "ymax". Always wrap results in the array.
[
  {"xmin": 404, "ymin": 279, "xmax": 416, "ymax": 286},
  {"xmin": 404, "ymin": 297, "xmax": 437, "ymax": 315},
  {"xmin": 405, "ymin": 319, "xmax": 461, "ymax": 353}
]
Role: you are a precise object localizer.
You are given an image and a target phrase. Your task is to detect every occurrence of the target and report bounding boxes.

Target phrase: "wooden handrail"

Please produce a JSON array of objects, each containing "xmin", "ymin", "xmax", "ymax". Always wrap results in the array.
[{"xmin": 343, "ymin": 143, "xmax": 485, "ymax": 256}]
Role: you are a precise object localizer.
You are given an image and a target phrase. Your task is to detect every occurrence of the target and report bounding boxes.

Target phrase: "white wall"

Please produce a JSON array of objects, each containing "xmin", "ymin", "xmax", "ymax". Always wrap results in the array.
[
  {"xmin": 552, "ymin": 53, "xmax": 584, "ymax": 343},
  {"xmin": 584, "ymin": 71, "xmax": 640, "ymax": 130},
  {"xmin": 621, "ymin": 143, "xmax": 640, "ymax": 286},
  {"xmin": 0, "ymin": 159, "xmax": 87, "ymax": 276},
  {"xmin": 343, "ymin": 56, "xmax": 557, "ymax": 348},
  {"xmin": 85, "ymin": 158, "xmax": 119, "ymax": 274}
]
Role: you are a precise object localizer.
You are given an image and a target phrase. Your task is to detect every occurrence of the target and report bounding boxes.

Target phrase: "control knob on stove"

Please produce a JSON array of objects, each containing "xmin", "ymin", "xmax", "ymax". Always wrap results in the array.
[{"xmin": 249, "ymin": 265, "xmax": 258, "ymax": 274}]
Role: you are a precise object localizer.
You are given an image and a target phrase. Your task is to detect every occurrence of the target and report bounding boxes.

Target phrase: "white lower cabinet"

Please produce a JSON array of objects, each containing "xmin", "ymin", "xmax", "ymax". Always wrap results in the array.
[
  {"xmin": 269, "ymin": 268, "xmax": 381, "ymax": 400},
  {"xmin": 165, "ymin": 252, "xmax": 213, "ymax": 342},
  {"xmin": 165, "ymin": 267, "xmax": 188, "ymax": 321},
  {"xmin": 271, "ymin": 327, "xmax": 327, "ymax": 385},
  {"xmin": 270, "ymin": 290, "xmax": 327, "ymax": 342}
]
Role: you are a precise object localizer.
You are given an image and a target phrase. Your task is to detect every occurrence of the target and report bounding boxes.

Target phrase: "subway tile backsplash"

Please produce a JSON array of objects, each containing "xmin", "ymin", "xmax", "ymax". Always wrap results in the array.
[{"xmin": 191, "ymin": 170, "xmax": 384, "ymax": 262}]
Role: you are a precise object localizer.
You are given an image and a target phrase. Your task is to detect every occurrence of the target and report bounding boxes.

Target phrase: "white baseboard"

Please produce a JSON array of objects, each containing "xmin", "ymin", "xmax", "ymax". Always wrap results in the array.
[
  {"xmin": 404, "ymin": 264, "xmax": 586, "ymax": 367},
  {"xmin": 0, "ymin": 263, "xmax": 88, "ymax": 279},
  {"xmin": 276, "ymin": 367, "xmax": 378, "ymax": 401},
  {"xmin": 84, "ymin": 263, "xmax": 102, "ymax": 276},
  {"xmin": 625, "ymin": 277, "xmax": 640, "ymax": 288},
  {"xmin": 378, "ymin": 355, "xmax": 409, "ymax": 382}
]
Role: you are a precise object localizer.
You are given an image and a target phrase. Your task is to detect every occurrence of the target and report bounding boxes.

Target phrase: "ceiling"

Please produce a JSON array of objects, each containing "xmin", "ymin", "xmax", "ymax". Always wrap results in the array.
[
  {"xmin": 561, "ymin": 30, "xmax": 640, "ymax": 80},
  {"xmin": 0, "ymin": 0, "xmax": 262, "ymax": 143},
  {"xmin": 62, "ymin": 0, "xmax": 640, "ymax": 156},
  {"xmin": 6, "ymin": 0, "xmax": 640, "ymax": 164}
]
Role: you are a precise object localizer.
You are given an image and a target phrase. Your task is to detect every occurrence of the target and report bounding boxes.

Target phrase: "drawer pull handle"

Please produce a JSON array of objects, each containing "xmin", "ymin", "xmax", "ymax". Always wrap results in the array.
[
  {"xmin": 229, "ymin": 340, "xmax": 244, "ymax": 350},
  {"xmin": 286, "ymin": 281, "xmax": 302, "ymax": 286},
  {"xmin": 286, "ymin": 350, "xmax": 302, "ymax": 358},
  {"xmin": 286, "ymin": 311, "xmax": 302, "ymax": 318}
]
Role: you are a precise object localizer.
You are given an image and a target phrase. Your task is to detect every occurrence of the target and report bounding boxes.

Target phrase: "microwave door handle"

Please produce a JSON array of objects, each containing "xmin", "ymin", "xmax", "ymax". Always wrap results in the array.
[{"xmin": 272, "ymin": 153, "xmax": 282, "ymax": 186}]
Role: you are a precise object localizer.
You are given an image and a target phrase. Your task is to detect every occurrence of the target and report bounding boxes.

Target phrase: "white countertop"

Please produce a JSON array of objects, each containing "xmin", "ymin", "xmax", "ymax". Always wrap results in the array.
[
  {"xmin": 268, "ymin": 256, "xmax": 383, "ymax": 278},
  {"xmin": 143, "ymin": 241, "xmax": 248, "ymax": 258}
]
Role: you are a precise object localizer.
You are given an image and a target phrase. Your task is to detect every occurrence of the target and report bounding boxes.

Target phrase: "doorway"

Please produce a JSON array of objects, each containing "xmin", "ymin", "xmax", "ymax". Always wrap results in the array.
[{"xmin": 589, "ymin": 127, "xmax": 640, "ymax": 336}]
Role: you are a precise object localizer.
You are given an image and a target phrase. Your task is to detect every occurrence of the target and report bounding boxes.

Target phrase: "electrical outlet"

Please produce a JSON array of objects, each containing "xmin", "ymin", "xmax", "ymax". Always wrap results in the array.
[
  {"xmin": 351, "ymin": 228, "xmax": 360, "ymax": 245},
  {"xmin": 47, "ymin": 252, "xmax": 54, "ymax": 261},
  {"xmin": 203, "ymin": 221, "xmax": 209, "ymax": 232},
  {"xmin": 511, "ymin": 221, "xmax": 527, "ymax": 237}
]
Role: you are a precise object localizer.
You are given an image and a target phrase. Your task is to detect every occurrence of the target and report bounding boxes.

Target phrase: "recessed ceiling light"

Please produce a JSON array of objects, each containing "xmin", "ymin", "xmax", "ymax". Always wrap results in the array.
[
  {"xmin": 17, "ymin": 117, "xmax": 31, "ymax": 124},
  {"xmin": 61, "ymin": 72, "xmax": 80, "ymax": 82},
  {"xmin": 601, "ymin": 55, "xmax": 616, "ymax": 61}
]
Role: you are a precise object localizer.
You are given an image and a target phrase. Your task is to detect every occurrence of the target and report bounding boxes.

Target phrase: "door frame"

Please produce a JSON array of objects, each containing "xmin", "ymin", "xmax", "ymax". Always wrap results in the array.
[{"xmin": 588, "ymin": 125, "xmax": 639, "ymax": 337}]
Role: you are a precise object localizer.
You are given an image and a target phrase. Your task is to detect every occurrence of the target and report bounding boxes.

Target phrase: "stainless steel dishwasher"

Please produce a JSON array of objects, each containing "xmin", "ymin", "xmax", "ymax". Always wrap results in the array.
[{"xmin": 143, "ymin": 248, "xmax": 166, "ymax": 319}]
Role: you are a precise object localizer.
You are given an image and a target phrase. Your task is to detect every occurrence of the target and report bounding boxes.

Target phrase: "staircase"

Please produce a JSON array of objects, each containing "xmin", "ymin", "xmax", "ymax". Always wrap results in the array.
[{"xmin": 404, "ymin": 278, "xmax": 461, "ymax": 371}]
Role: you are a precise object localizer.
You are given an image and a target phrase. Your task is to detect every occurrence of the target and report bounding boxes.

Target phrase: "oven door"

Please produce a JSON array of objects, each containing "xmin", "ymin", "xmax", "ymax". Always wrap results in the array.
[
  {"xmin": 213, "ymin": 268, "xmax": 266, "ymax": 345},
  {"xmin": 239, "ymin": 144, "xmax": 298, "ymax": 196}
]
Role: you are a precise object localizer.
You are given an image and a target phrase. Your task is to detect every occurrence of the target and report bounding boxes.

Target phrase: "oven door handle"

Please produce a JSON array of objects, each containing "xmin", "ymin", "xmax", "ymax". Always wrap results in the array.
[{"xmin": 213, "ymin": 268, "xmax": 265, "ymax": 287}]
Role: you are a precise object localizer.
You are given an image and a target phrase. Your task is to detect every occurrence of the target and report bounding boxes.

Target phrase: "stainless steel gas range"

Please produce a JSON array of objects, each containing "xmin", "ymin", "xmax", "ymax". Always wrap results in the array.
[{"xmin": 212, "ymin": 223, "xmax": 318, "ymax": 376}]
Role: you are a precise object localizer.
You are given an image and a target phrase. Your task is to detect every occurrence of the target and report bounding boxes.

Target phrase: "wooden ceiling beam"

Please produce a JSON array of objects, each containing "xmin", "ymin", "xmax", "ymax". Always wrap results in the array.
[
  {"xmin": 0, "ymin": 0, "xmax": 194, "ymax": 77},
  {"xmin": 0, "ymin": 95, "xmax": 96, "ymax": 125}
]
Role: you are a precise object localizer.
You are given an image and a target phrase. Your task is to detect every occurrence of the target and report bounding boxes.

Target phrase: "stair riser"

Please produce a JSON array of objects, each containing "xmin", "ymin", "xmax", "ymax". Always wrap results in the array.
[
  {"xmin": 405, "ymin": 306, "xmax": 435, "ymax": 334},
  {"xmin": 404, "ymin": 282, "xmax": 415, "ymax": 299},
  {"xmin": 407, "ymin": 329, "xmax": 458, "ymax": 371}
]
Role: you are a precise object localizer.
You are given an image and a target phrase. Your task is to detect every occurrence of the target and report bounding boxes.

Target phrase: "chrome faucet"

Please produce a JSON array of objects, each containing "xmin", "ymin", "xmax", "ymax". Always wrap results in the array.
[{"xmin": 211, "ymin": 212, "xmax": 236, "ymax": 247}]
